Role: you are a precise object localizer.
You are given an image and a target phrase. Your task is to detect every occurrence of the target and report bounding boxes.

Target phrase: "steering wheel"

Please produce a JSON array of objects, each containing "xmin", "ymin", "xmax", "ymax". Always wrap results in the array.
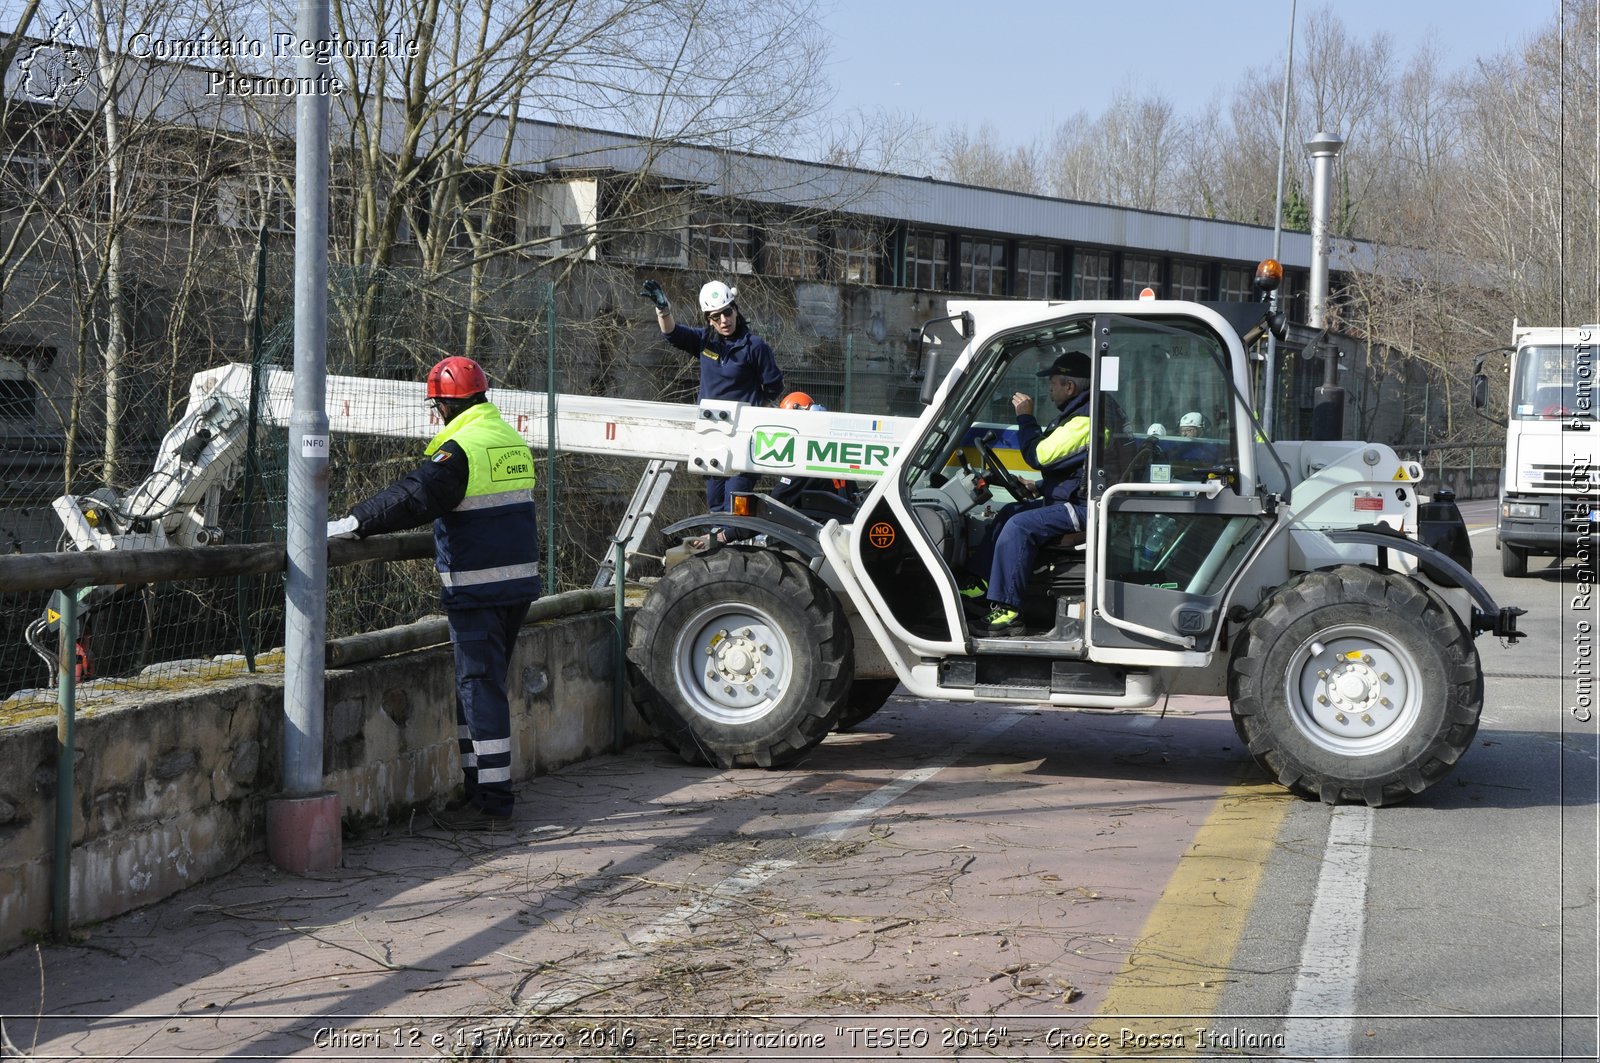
[
  {"xmin": 1124, "ymin": 435, "xmax": 1163, "ymax": 482},
  {"xmin": 977, "ymin": 432, "xmax": 1036, "ymax": 500}
]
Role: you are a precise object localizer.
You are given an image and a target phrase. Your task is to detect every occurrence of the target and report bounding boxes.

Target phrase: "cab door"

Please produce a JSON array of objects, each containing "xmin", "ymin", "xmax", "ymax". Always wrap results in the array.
[{"xmin": 1083, "ymin": 314, "xmax": 1276, "ymax": 658}]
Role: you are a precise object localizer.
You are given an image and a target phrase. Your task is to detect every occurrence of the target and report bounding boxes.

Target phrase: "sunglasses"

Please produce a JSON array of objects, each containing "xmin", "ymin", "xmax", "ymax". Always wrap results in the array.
[{"xmin": 707, "ymin": 307, "xmax": 736, "ymax": 319}]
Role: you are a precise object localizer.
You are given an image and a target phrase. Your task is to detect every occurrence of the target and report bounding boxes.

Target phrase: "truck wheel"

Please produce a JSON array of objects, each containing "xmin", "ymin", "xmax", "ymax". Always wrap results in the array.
[
  {"xmin": 627, "ymin": 548, "xmax": 851, "ymax": 768},
  {"xmin": 1501, "ymin": 541, "xmax": 1528, "ymax": 578},
  {"xmin": 834, "ymin": 678, "xmax": 900, "ymax": 731},
  {"xmin": 1228, "ymin": 566, "xmax": 1482, "ymax": 807}
]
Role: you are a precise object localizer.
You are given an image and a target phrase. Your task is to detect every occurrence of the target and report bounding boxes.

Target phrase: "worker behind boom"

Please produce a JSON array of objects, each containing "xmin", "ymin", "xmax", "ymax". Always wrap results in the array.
[
  {"xmin": 327, "ymin": 356, "xmax": 540, "ymax": 832},
  {"xmin": 641, "ymin": 278, "xmax": 784, "ymax": 513},
  {"xmin": 962, "ymin": 350, "xmax": 1095, "ymax": 638},
  {"xmin": 769, "ymin": 391, "xmax": 859, "ymax": 515}
]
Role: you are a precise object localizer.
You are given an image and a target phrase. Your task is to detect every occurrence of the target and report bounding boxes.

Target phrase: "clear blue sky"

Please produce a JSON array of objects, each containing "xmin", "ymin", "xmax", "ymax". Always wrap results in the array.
[{"xmin": 818, "ymin": 0, "xmax": 1562, "ymax": 148}]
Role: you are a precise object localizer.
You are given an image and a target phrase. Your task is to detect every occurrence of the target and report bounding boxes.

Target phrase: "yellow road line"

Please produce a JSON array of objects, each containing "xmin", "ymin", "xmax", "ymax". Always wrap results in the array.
[{"xmin": 1084, "ymin": 778, "xmax": 1294, "ymax": 1052}]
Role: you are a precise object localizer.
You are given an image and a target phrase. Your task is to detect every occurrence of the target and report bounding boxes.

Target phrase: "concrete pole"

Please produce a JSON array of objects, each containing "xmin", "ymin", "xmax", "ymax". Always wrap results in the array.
[{"xmin": 269, "ymin": 0, "xmax": 341, "ymax": 874}]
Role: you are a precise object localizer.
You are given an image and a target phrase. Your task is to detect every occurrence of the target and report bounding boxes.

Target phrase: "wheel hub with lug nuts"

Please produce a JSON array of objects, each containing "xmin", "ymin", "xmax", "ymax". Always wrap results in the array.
[
  {"xmin": 706, "ymin": 627, "xmax": 771, "ymax": 694},
  {"xmin": 1292, "ymin": 629, "xmax": 1418, "ymax": 754},
  {"xmin": 676, "ymin": 608, "xmax": 792, "ymax": 724}
]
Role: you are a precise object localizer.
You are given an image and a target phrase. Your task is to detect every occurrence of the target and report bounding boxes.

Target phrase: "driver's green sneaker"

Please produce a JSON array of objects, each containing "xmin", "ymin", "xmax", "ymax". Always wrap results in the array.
[
  {"xmin": 973, "ymin": 605, "xmax": 1023, "ymax": 636},
  {"xmin": 957, "ymin": 573, "xmax": 988, "ymax": 599}
]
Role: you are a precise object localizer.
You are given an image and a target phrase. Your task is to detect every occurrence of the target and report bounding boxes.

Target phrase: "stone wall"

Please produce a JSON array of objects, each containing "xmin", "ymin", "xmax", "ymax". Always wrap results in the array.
[
  {"xmin": 0, "ymin": 602, "xmax": 643, "ymax": 953},
  {"xmin": 1422, "ymin": 464, "xmax": 1501, "ymax": 502}
]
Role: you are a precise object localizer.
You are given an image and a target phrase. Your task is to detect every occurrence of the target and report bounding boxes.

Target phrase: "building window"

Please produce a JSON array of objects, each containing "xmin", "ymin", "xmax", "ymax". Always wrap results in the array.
[
  {"xmin": 1219, "ymin": 265, "xmax": 1254, "ymax": 301},
  {"xmin": 443, "ymin": 177, "xmax": 523, "ymax": 251},
  {"xmin": 762, "ymin": 219, "xmax": 819, "ymax": 279},
  {"xmin": 519, "ymin": 179, "xmax": 599, "ymax": 259},
  {"xmin": 603, "ymin": 180, "xmax": 687, "ymax": 266},
  {"xmin": 449, "ymin": 203, "xmax": 488, "ymax": 249},
  {"xmin": 1, "ymin": 153, "xmax": 68, "ymax": 209},
  {"xmin": 1171, "ymin": 260, "xmax": 1208, "ymax": 301},
  {"xmin": 1283, "ymin": 270, "xmax": 1309, "ymax": 319},
  {"xmin": 692, "ymin": 213, "xmax": 753, "ymax": 274},
  {"xmin": 130, "ymin": 167, "xmax": 198, "ymax": 225},
  {"xmin": 1072, "ymin": 249, "xmax": 1113, "ymax": 299},
  {"xmin": 827, "ymin": 224, "xmax": 880, "ymax": 284},
  {"xmin": 0, "ymin": 347, "xmax": 44, "ymax": 423},
  {"xmin": 215, "ymin": 176, "xmax": 293, "ymax": 233},
  {"xmin": 958, "ymin": 236, "xmax": 1008, "ymax": 296},
  {"xmin": 1120, "ymin": 253, "xmax": 1162, "ymax": 298},
  {"xmin": 906, "ymin": 229, "xmax": 948, "ymax": 290},
  {"xmin": 1016, "ymin": 242, "xmax": 1061, "ymax": 299},
  {"xmin": 0, "ymin": 377, "xmax": 35, "ymax": 423}
]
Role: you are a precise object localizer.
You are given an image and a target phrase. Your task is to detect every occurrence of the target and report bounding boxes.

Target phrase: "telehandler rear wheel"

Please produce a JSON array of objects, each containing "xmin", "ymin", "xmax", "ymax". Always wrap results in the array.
[
  {"xmin": 1228, "ymin": 565, "xmax": 1482, "ymax": 807},
  {"xmin": 627, "ymin": 547, "xmax": 851, "ymax": 768}
]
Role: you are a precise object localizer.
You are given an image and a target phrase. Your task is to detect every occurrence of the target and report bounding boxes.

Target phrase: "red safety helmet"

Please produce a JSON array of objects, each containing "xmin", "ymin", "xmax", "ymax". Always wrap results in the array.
[
  {"xmin": 779, "ymin": 391, "xmax": 816, "ymax": 410},
  {"xmin": 426, "ymin": 356, "xmax": 488, "ymax": 400}
]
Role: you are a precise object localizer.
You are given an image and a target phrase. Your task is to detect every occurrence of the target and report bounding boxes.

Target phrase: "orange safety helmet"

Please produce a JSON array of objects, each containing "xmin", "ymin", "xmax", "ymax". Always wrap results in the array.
[
  {"xmin": 779, "ymin": 391, "xmax": 816, "ymax": 410},
  {"xmin": 426, "ymin": 356, "xmax": 489, "ymax": 400}
]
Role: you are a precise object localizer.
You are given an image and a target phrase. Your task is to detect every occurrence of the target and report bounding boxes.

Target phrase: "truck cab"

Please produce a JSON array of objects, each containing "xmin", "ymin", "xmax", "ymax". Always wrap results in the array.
[{"xmin": 1474, "ymin": 323, "xmax": 1598, "ymax": 576}]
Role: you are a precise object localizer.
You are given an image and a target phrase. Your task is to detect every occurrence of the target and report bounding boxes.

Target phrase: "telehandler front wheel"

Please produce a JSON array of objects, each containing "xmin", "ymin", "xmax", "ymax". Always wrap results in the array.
[
  {"xmin": 1228, "ymin": 566, "xmax": 1482, "ymax": 807},
  {"xmin": 627, "ymin": 547, "xmax": 851, "ymax": 768}
]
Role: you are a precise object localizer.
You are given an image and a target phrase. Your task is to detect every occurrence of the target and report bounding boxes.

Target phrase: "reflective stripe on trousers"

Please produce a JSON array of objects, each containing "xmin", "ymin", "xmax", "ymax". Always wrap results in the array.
[{"xmin": 449, "ymin": 601, "xmax": 532, "ymax": 816}]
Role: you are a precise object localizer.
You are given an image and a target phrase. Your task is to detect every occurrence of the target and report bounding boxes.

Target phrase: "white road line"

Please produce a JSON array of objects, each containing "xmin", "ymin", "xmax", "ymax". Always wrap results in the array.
[
  {"xmin": 521, "ymin": 710, "xmax": 1026, "ymax": 1010},
  {"xmin": 1469, "ymin": 526, "xmax": 1497, "ymax": 536},
  {"xmin": 1282, "ymin": 805, "xmax": 1375, "ymax": 1057}
]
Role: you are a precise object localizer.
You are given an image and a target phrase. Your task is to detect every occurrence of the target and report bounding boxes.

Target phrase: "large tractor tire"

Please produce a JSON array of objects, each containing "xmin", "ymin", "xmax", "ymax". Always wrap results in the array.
[
  {"xmin": 627, "ymin": 547, "xmax": 852, "ymax": 768},
  {"xmin": 833, "ymin": 677, "xmax": 901, "ymax": 731},
  {"xmin": 1501, "ymin": 541, "xmax": 1529, "ymax": 578},
  {"xmin": 1228, "ymin": 565, "xmax": 1482, "ymax": 807}
]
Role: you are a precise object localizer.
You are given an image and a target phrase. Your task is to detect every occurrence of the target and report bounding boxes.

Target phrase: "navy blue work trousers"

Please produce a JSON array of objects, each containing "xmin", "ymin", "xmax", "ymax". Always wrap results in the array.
[
  {"xmin": 705, "ymin": 471, "xmax": 760, "ymax": 513},
  {"xmin": 447, "ymin": 601, "xmax": 532, "ymax": 817},
  {"xmin": 970, "ymin": 498, "xmax": 1086, "ymax": 610}
]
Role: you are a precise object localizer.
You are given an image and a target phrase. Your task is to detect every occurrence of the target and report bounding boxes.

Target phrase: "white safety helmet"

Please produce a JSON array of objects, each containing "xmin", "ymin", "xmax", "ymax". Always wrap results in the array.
[
  {"xmin": 1146, "ymin": 423, "xmax": 1167, "ymax": 436},
  {"xmin": 698, "ymin": 280, "xmax": 737, "ymax": 314},
  {"xmin": 1179, "ymin": 411, "xmax": 1206, "ymax": 430}
]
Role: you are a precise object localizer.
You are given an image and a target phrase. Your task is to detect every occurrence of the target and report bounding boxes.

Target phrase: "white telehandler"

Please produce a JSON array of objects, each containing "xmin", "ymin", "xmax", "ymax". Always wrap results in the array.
[{"xmin": 52, "ymin": 263, "xmax": 1524, "ymax": 805}]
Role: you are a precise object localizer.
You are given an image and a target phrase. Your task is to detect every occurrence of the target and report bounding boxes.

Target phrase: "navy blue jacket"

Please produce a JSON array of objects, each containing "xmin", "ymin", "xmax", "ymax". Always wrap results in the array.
[
  {"xmin": 351, "ymin": 440, "xmax": 471, "ymax": 534},
  {"xmin": 350, "ymin": 402, "xmax": 541, "ymax": 609},
  {"xmin": 666, "ymin": 322, "xmax": 784, "ymax": 405}
]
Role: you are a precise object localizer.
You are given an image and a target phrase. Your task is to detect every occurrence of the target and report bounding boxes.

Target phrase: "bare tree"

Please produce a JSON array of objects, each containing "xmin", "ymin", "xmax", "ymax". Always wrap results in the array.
[
  {"xmin": 1041, "ymin": 91, "xmax": 1182, "ymax": 211},
  {"xmin": 934, "ymin": 122, "xmax": 1045, "ymax": 193},
  {"xmin": 1451, "ymin": 0, "xmax": 1599, "ymax": 327},
  {"xmin": 218, "ymin": 0, "xmax": 834, "ymax": 367}
]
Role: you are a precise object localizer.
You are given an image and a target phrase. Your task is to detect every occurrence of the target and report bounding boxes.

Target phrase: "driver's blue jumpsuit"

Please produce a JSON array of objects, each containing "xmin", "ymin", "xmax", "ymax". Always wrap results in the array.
[{"xmin": 970, "ymin": 390, "xmax": 1092, "ymax": 611}]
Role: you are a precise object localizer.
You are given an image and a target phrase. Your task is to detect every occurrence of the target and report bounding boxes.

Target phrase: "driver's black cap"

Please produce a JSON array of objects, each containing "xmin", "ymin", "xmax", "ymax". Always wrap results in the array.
[{"xmin": 1037, "ymin": 350, "xmax": 1091, "ymax": 378}]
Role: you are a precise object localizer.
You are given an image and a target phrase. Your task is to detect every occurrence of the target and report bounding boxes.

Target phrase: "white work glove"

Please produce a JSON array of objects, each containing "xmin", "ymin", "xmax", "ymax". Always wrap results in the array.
[{"xmin": 327, "ymin": 515, "xmax": 359, "ymax": 540}]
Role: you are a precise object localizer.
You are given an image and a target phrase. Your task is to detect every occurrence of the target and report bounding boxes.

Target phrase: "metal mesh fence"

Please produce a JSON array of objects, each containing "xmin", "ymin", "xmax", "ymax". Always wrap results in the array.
[{"xmin": 0, "ymin": 266, "xmax": 922, "ymax": 707}]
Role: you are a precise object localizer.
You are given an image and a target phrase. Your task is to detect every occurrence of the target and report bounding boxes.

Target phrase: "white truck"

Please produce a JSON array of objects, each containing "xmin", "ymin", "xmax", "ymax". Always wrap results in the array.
[
  {"xmin": 53, "ymin": 262, "xmax": 1525, "ymax": 806},
  {"xmin": 1473, "ymin": 322, "xmax": 1598, "ymax": 577}
]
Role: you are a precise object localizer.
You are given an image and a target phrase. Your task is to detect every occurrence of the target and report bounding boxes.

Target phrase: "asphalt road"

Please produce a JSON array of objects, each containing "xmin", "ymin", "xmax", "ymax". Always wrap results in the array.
[
  {"xmin": 1206, "ymin": 497, "xmax": 1597, "ymax": 1061},
  {"xmin": 0, "ymin": 496, "xmax": 1594, "ymax": 1061}
]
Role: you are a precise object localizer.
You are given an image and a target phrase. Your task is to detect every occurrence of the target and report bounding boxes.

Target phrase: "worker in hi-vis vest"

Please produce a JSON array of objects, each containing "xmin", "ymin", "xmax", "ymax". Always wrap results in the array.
[{"xmin": 328, "ymin": 356, "xmax": 540, "ymax": 831}]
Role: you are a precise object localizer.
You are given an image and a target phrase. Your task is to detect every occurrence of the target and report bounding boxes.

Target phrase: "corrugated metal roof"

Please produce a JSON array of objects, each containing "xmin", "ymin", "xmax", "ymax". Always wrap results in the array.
[{"xmin": 2, "ymin": 33, "xmax": 1367, "ymax": 272}]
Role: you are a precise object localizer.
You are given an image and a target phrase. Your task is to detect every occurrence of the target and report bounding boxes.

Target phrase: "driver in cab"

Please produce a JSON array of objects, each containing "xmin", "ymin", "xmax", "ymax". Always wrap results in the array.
[{"xmin": 961, "ymin": 349, "xmax": 1094, "ymax": 637}]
